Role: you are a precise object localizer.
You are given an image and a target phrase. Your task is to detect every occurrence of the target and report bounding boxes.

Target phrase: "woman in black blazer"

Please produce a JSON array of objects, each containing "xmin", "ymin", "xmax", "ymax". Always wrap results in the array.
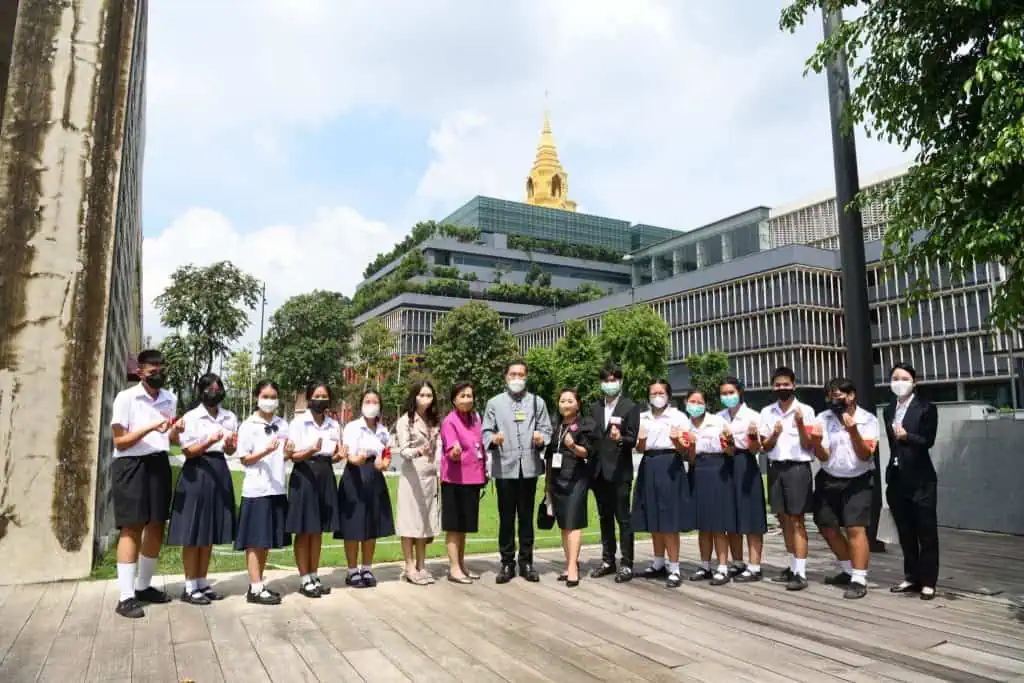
[{"xmin": 883, "ymin": 363, "xmax": 939, "ymax": 600}]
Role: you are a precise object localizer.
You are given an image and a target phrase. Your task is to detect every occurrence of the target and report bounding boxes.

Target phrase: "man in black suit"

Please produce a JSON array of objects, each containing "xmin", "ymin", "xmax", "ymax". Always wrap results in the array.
[
  {"xmin": 883, "ymin": 362, "xmax": 940, "ymax": 600},
  {"xmin": 589, "ymin": 363, "xmax": 641, "ymax": 583}
]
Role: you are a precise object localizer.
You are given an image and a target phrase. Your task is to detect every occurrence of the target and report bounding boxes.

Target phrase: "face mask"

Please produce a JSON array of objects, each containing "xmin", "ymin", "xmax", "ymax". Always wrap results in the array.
[
  {"xmin": 507, "ymin": 379, "xmax": 526, "ymax": 394},
  {"xmin": 774, "ymin": 388, "xmax": 795, "ymax": 402},
  {"xmin": 144, "ymin": 371, "xmax": 166, "ymax": 390},
  {"xmin": 721, "ymin": 394, "xmax": 740, "ymax": 409},
  {"xmin": 649, "ymin": 395, "xmax": 668, "ymax": 410},
  {"xmin": 601, "ymin": 381, "xmax": 621, "ymax": 397},
  {"xmin": 258, "ymin": 398, "xmax": 278, "ymax": 413},
  {"xmin": 891, "ymin": 380, "xmax": 914, "ymax": 398},
  {"xmin": 362, "ymin": 403, "xmax": 381, "ymax": 419},
  {"xmin": 830, "ymin": 398, "xmax": 847, "ymax": 415},
  {"xmin": 686, "ymin": 403, "xmax": 705, "ymax": 418},
  {"xmin": 201, "ymin": 390, "xmax": 225, "ymax": 407},
  {"xmin": 308, "ymin": 398, "xmax": 329, "ymax": 413}
]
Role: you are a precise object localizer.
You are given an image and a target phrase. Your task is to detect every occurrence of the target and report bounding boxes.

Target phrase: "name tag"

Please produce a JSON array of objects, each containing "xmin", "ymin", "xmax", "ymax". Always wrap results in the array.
[
  {"xmin": 514, "ymin": 410, "xmax": 527, "ymax": 423},
  {"xmin": 475, "ymin": 443, "xmax": 484, "ymax": 460},
  {"xmin": 552, "ymin": 452, "xmax": 563, "ymax": 469},
  {"xmin": 609, "ymin": 416, "xmax": 622, "ymax": 426}
]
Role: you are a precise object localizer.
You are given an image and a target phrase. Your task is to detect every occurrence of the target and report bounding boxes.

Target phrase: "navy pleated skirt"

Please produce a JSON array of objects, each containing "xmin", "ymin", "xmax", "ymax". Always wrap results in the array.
[
  {"xmin": 334, "ymin": 460, "xmax": 395, "ymax": 541},
  {"xmin": 693, "ymin": 454, "xmax": 738, "ymax": 533},
  {"xmin": 631, "ymin": 449, "xmax": 695, "ymax": 533},
  {"xmin": 166, "ymin": 452, "xmax": 236, "ymax": 546},
  {"xmin": 234, "ymin": 494, "xmax": 291, "ymax": 550},
  {"xmin": 732, "ymin": 450, "xmax": 768, "ymax": 534},
  {"xmin": 286, "ymin": 456, "xmax": 339, "ymax": 534}
]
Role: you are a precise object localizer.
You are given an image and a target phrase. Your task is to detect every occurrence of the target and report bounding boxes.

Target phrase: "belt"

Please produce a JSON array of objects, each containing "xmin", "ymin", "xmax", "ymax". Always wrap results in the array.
[{"xmin": 643, "ymin": 449, "xmax": 676, "ymax": 457}]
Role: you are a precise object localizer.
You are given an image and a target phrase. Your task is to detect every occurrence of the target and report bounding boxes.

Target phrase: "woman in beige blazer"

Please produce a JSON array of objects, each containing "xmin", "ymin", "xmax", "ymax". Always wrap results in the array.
[{"xmin": 394, "ymin": 380, "xmax": 442, "ymax": 584}]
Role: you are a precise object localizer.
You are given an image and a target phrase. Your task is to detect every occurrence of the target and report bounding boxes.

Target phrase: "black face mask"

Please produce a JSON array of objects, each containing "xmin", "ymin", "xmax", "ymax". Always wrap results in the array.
[
  {"xmin": 144, "ymin": 372, "xmax": 166, "ymax": 390},
  {"xmin": 202, "ymin": 390, "xmax": 225, "ymax": 407},
  {"xmin": 308, "ymin": 399, "xmax": 330, "ymax": 414},
  {"xmin": 830, "ymin": 399, "xmax": 846, "ymax": 415},
  {"xmin": 773, "ymin": 388, "xmax": 794, "ymax": 402}
]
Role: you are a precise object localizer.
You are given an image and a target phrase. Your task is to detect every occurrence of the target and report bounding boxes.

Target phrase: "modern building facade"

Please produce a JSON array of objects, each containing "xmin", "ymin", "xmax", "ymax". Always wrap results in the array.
[{"xmin": 0, "ymin": 0, "xmax": 147, "ymax": 584}]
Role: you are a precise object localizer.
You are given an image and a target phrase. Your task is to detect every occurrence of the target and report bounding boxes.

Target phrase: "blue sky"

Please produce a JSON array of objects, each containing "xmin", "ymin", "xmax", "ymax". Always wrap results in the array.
[{"xmin": 140, "ymin": 0, "xmax": 911, "ymax": 345}]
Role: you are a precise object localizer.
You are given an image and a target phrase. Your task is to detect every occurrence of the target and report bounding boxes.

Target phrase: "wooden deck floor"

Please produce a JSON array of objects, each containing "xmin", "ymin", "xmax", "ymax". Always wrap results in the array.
[{"xmin": 1, "ymin": 527, "xmax": 1022, "ymax": 682}]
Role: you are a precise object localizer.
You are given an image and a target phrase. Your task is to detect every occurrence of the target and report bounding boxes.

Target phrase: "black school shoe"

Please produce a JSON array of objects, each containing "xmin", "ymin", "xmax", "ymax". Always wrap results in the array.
[
  {"xmin": 315, "ymin": 578, "xmax": 332, "ymax": 595},
  {"xmin": 201, "ymin": 586, "xmax": 225, "ymax": 601},
  {"xmin": 770, "ymin": 568, "xmax": 794, "ymax": 584},
  {"xmin": 495, "ymin": 563, "xmax": 516, "ymax": 584},
  {"xmin": 786, "ymin": 574, "xmax": 809, "ymax": 591},
  {"xmin": 135, "ymin": 586, "xmax": 172, "ymax": 604},
  {"xmin": 825, "ymin": 572, "xmax": 852, "ymax": 586},
  {"xmin": 519, "ymin": 564, "xmax": 540, "ymax": 582},
  {"xmin": 247, "ymin": 587, "xmax": 281, "ymax": 605},
  {"xmin": 180, "ymin": 589, "xmax": 211, "ymax": 606},
  {"xmin": 641, "ymin": 565, "xmax": 669, "ymax": 580},
  {"xmin": 115, "ymin": 597, "xmax": 145, "ymax": 619},
  {"xmin": 733, "ymin": 569, "xmax": 763, "ymax": 583},
  {"xmin": 614, "ymin": 567, "xmax": 634, "ymax": 583},
  {"xmin": 843, "ymin": 582, "xmax": 868, "ymax": 600},
  {"xmin": 299, "ymin": 582, "xmax": 321, "ymax": 598},
  {"xmin": 590, "ymin": 563, "xmax": 617, "ymax": 579}
]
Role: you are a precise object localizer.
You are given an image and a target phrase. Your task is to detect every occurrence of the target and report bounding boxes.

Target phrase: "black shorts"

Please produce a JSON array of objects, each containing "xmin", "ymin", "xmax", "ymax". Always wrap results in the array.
[
  {"xmin": 112, "ymin": 453, "xmax": 172, "ymax": 528},
  {"xmin": 767, "ymin": 461, "xmax": 813, "ymax": 516},
  {"xmin": 813, "ymin": 470, "xmax": 873, "ymax": 529}
]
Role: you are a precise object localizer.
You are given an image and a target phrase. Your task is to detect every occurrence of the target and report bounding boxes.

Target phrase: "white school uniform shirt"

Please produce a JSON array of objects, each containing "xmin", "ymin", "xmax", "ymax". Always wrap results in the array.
[
  {"xmin": 639, "ymin": 406, "xmax": 691, "ymax": 452},
  {"xmin": 718, "ymin": 404, "xmax": 761, "ymax": 451},
  {"xmin": 818, "ymin": 407, "xmax": 879, "ymax": 478},
  {"xmin": 759, "ymin": 400, "xmax": 817, "ymax": 463},
  {"xmin": 342, "ymin": 418, "xmax": 390, "ymax": 457},
  {"xmin": 290, "ymin": 412, "xmax": 342, "ymax": 456},
  {"xmin": 179, "ymin": 404, "xmax": 239, "ymax": 454},
  {"xmin": 692, "ymin": 413, "xmax": 729, "ymax": 455},
  {"xmin": 237, "ymin": 414, "xmax": 290, "ymax": 498},
  {"xmin": 110, "ymin": 383, "xmax": 178, "ymax": 457},
  {"xmin": 603, "ymin": 396, "xmax": 620, "ymax": 429}
]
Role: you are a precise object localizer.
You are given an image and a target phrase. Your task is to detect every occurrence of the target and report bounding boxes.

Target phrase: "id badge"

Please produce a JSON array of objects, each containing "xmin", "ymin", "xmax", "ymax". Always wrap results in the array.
[
  {"xmin": 475, "ymin": 443, "xmax": 484, "ymax": 460},
  {"xmin": 514, "ymin": 410, "xmax": 527, "ymax": 423},
  {"xmin": 552, "ymin": 452, "xmax": 563, "ymax": 469}
]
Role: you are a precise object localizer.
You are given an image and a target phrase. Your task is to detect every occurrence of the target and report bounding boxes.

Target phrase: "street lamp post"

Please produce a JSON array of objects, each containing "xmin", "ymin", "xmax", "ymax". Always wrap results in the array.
[{"xmin": 822, "ymin": 9, "xmax": 884, "ymax": 550}]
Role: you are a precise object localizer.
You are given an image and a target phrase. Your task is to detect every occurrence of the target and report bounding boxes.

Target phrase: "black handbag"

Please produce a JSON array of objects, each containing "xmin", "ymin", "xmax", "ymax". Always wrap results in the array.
[{"xmin": 536, "ymin": 497, "xmax": 555, "ymax": 530}]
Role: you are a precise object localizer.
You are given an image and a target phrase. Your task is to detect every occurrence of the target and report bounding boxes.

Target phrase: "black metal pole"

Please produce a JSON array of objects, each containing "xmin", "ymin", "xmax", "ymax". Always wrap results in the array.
[{"xmin": 823, "ymin": 9, "xmax": 884, "ymax": 550}]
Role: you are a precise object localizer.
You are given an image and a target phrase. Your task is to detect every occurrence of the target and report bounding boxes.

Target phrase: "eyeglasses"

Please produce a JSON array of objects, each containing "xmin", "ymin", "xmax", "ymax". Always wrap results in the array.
[{"xmin": 263, "ymin": 424, "xmax": 279, "ymax": 435}]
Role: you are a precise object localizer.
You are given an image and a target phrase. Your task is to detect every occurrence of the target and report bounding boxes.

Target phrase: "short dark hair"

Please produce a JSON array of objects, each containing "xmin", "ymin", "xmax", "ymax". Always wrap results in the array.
[
  {"xmin": 450, "ymin": 380, "xmax": 475, "ymax": 406},
  {"xmin": 253, "ymin": 379, "xmax": 280, "ymax": 398},
  {"xmin": 304, "ymin": 380, "xmax": 334, "ymax": 402},
  {"xmin": 137, "ymin": 349, "xmax": 163, "ymax": 366},
  {"xmin": 890, "ymin": 362, "xmax": 917, "ymax": 381},
  {"xmin": 505, "ymin": 359, "xmax": 527, "ymax": 374},
  {"xmin": 826, "ymin": 377, "xmax": 856, "ymax": 395},
  {"xmin": 771, "ymin": 366, "xmax": 796, "ymax": 384},
  {"xmin": 359, "ymin": 389, "xmax": 383, "ymax": 407},
  {"xmin": 557, "ymin": 386, "xmax": 582, "ymax": 407},
  {"xmin": 404, "ymin": 380, "xmax": 439, "ymax": 426},
  {"xmin": 719, "ymin": 376, "xmax": 744, "ymax": 394},
  {"xmin": 196, "ymin": 372, "xmax": 223, "ymax": 395},
  {"xmin": 684, "ymin": 389, "xmax": 705, "ymax": 402},
  {"xmin": 599, "ymin": 362, "xmax": 623, "ymax": 381},
  {"xmin": 649, "ymin": 378, "xmax": 672, "ymax": 396}
]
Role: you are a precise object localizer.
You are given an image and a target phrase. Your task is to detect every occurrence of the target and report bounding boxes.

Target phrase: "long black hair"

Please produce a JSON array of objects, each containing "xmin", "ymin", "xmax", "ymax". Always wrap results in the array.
[
  {"xmin": 403, "ymin": 380, "xmax": 439, "ymax": 426},
  {"xmin": 305, "ymin": 380, "xmax": 334, "ymax": 402},
  {"xmin": 253, "ymin": 378, "xmax": 279, "ymax": 399}
]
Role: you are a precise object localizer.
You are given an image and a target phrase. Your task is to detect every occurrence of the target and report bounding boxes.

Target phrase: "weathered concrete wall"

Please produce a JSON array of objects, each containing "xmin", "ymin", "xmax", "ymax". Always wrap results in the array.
[{"xmin": 0, "ymin": 0, "xmax": 146, "ymax": 584}]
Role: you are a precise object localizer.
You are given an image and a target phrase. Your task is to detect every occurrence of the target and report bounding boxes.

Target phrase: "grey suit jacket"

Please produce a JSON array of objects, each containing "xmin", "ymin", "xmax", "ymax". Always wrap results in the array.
[{"xmin": 481, "ymin": 391, "xmax": 553, "ymax": 479}]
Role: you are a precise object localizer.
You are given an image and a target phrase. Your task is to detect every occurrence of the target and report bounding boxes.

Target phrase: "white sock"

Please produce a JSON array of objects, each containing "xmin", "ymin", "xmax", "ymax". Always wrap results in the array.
[
  {"xmin": 116, "ymin": 562, "xmax": 136, "ymax": 601},
  {"xmin": 135, "ymin": 555, "xmax": 157, "ymax": 591},
  {"xmin": 197, "ymin": 577, "xmax": 209, "ymax": 590},
  {"xmin": 747, "ymin": 564, "xmax": 761, "ymax": 574},
  {"xmin": 668, "ymin": 561, "xmax": 680, "ymax": 574},
  {"xmin": 700, "ymin": 560, "xmax": 711, "ymax": 571},
  {"xmin": 840, "ymin": 559, "xmax": 853, "ymax": 574},
  {"xmin": 921, "ymin": 586, "xmax": 935, "ymax": 595},
  {"xmin": 185, "ymin": 579, "xmax": 197, "ymax": 594},
  {"xmin": 717, "ymin": 564, "xmax": 729, "ymax": 576},
  {"xmin": 250, "ymin": 582, "xmax": 264, "ymax": 594},
  {"xmin": 651, "ymin": 557, "xmax": 666, "ymax": 570},
  {"xmin": 348, "ymin": 567, "xmax": 360, "ymax": 576},
  {"xmin": 794, "ymin": 558, "xmax": 807, "ymax": 578},
  {"xmin": 301, "ymin": 573, "xmax": 312, "ymax": 585},
  {"xmin": 789, "ymin": 554, "xmax": 797, "ymax": 572},
  {"xmin": 851, "ymin": 569, "xmax": 868, "ymax": 585}
]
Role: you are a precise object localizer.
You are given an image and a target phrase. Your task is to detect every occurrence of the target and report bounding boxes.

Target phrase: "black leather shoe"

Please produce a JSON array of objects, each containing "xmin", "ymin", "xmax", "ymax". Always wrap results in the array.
[
  {"xmin": 890, "ymin": 581, "xmax": 921, "ymax": 594},
  {"xmin": 920, "ymin": 587, "xmax": 936, "ymax": 601},
  {"xmin": 709, "ymin": 571, "xmax": 731, "ymax": 587},
  {"xmin": 566, "ymin": 578, "xmax": 580, "ymax": 588},
  {"xmin": 734, "ymin": 569, "xmax": 763, "ymax": 583},
  {"xmin": 519, "ymin": 564, "xmax": 540, "ymax": 583},
  {"xmin": 825, "ymin": 572, "xmax": 852, "ymax": 586},
  {"xmin": 641, "ymin": 566, "xmax": 668, "ymax": 580},
  {"xmin": 770, "ymin": 568, "xmax": 793, "ymax": 584},
  {"xmin": 614, "ymin": 566, "xmax": 634, "ymax": 583},
  {"xmin": 786, "ymin": 575, "xmax": 809, "ymax": 591},
  {"xmin": 590, "ymin": 563, "xmax": 616, "ymax": 579},
  {"xmin": 299, "ymin": 582, "xmax": 321, "ymax": 599},
  {"xmin": 135, "ymin": 586, "xmax": 172, "ymax": 604},
  {"xmin": 844, "ymin": 583, "xmax": 868, "ymax": 600},
  {"xmin": 728, "ymin": 564, "xmax": 746, "ymax": 578},
  {"xmin": 495, "ymin": 563, "xmax": 516, "ymax": 584},
  {"xmin": 115, "ymin": 597, "xmax": 145, "ymax": 619}
]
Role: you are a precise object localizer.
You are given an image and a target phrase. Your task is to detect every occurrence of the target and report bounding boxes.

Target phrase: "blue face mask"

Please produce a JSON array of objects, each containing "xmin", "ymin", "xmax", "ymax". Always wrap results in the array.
[
  {"xmin": 685, "ymin": 403, "xmax": 705, "ymax": 418},
  {"xmin": 721, "ymin": 394, "xmax": 740, "ymax": 409}
]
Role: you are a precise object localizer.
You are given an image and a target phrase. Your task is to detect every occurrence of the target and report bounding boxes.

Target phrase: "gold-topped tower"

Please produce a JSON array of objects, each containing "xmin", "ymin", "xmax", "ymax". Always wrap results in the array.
[{"xmin": 525, "ymin": 99, "xmax": 576, "ymax": 212}]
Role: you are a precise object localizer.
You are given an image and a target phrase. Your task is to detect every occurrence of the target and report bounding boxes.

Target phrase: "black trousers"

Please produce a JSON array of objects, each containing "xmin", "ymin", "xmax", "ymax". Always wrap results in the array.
[
  {"xmin": 885, "ymin": 470, "xmax": 939, "ymax": 588},
  {"xmin": 592, "ymin": 477, "xmax": 633, "ymax": 567},
  {"xmin": 495, "ymin": 477, "xmax": 538, "ymax": 565}
]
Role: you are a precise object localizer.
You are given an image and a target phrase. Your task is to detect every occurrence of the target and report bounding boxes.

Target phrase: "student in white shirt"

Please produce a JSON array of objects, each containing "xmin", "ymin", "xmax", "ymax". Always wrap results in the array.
[
  {"xmin": 687, "ymin": 390, "xmax": 737, "ymax": 586},
  {"xmin": 812, "ymin": 377, "xmax": 880, "ymax": 600},
  {"xmin": 166, "ymin": 373, "xmax": 239, "ymax": 605},
  {"xmin": 632, "ymin": 379, "xmax": 694, "ymax": 589},
  {"xmin": 109, "ymin": 349, "xmax": 182, "ymax": 619},
  {"xmin": 334, "ymin": 390, "xmax": 395, "ymax": 589},
  {"xmin": 759, "ymin": 366, "xmax": 819, "ymax": 591},
  {"xmin": 234, "ymin": 380, "xmax": 293, "ymax": 605},
  {"xmin": 286, "ymin": 381, "xmax": 342, "ymax": 599},
  {"xmin": 718, "ymin": 377, "xmax": 768, "ymax": 583}
]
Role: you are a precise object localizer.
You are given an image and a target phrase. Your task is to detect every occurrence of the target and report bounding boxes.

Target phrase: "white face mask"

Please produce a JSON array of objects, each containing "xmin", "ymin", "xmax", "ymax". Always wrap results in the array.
[
  {"xmin": 362, "ymin": 403, "xmax": 381, "ymax": 419},
  {"xmin": 507, "ymin": 379, "xmax": 526, "ymax": 394},
  {"xmin": 258, "ymin": 398, "xmax": 278, "ymax": 413},
  {"xmin": 649, "ymin": 396, "xmax": 668, "ymax": 409},
  {"xmin": 890, "ymin": 380, "xmax": 914, "ymax": 398}
]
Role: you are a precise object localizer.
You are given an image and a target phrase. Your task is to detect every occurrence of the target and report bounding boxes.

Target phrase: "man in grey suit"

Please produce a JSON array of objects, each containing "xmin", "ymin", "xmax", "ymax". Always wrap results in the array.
[{"xmin": 482, "ymin": 360, "xmax": 553, "ymax": 584}]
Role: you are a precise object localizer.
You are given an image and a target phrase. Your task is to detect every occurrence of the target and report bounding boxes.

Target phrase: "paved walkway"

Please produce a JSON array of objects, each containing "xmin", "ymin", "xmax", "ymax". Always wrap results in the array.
[{"xmin": 1, "ymin": 528, "xmax": 1022, "ymax": 682}]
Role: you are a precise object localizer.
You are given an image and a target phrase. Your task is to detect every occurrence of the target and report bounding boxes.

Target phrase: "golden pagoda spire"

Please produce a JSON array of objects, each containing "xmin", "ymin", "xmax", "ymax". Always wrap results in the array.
[{"xmin": 525, "ymin": 94, "xmax": 576, "ymax": 212}]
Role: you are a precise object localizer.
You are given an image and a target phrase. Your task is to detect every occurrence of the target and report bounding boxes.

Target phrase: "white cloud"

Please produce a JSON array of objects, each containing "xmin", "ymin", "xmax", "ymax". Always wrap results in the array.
[{"xmin": 142, "ymin": 206, "xmax": 397, "ymax": 345}]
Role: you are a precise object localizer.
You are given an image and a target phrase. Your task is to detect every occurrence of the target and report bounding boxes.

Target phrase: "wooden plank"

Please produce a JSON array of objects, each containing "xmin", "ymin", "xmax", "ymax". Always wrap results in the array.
[
  {"xmin": 131, "ymin": 599, "xmax": 178, "ymax": 683},
  {"xmin": 279, "ymin": 614, "xmax": 363, "ymax": 683},
  {"xmin": 168, "ymin": 594, "xmax": 213, "ymax": 645},
  {"xmin": 929, "ymin": 642, "xmax": 1024, "ymax": 677},
  {"xmin": 674, "ymin": 659, "xmax": 765, "ymax": 683},
  {"xmin": 203, "ymin": 600, "xmax": 270, "ymax": 683},
  {"xmin": 343, "ymin": 648, "xmax": 411, "ymax": 682},
  {"xmin": 84, "ymin": 581, "xmax": 134, "ymax": 681},
  {"xmin": 0, "ymin": 583, "xmax": 44, "ymax": 663},
  {"xmin": 0, "ymin": 582, "xmax": 75, "ymax": 682},
  {"xmin": 174, "ymin": 641, "xmax": 225, "ymax": 683},
  {"xmin": 37, "ymin": 580, "xmax": 108, "ymax": 683},
  {"xmin": 239, "ymin": 613, "xmax": 319, "ymax": 683}
]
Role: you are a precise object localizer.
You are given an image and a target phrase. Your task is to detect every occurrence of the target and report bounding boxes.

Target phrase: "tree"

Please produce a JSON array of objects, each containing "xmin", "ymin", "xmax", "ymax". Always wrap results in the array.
[
  {"xmin": 525, "ymin": 263, "xmax": 543, "ymax": 286},
  {"xmin": 425, "ymin": 302, "xmax": 519, "ymax": 407},
  {"xmin": 780, "ymin": 2, "xmax": 1024, "ymax": 329},
  {"xmin": 153, "ymin": 261, "xmax": 262, "ymax": 372},
  {"xmin": 158, "ymin": 333, "xmax": 204, "ymax": 407},
  {"xmin": 525, "ymin": 345, "xmax": 557, "ymax": 407},
  {"xmin": 684, "ymin": 350, "xmax": 731, "ymax": 412},
  {"xmin": 263, "ymin": 291, "xmax": 352, "ymax": 395},
  {"xmin": 598, "ymin": 305, "xmax": 670, "ymax": 402},
  {"xmin": 553, "ymin": 320, "xmax": 602, "ymax": 405},
  {"xmin": 344, "ymin": 320, "xmax": 397, "ymax": 408},
  {"xmin": 225, "ymin": 348, "xmax": 256, "ymax": 416}
]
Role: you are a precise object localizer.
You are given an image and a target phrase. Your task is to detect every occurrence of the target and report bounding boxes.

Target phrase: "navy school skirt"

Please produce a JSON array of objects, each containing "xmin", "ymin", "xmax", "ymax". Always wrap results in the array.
[
  {"xmin": 234, "ymin": 494, "xmax": 291, "ymax": 550},
  {"xmin": 693, "ymin": 453, "xmax": 738, "ymax": 533},
  {"xmin": 630, "ymin": 449, "xmax": 695, "ymax": 533},
  {"xmin": 732, "ymin": 450, "xmax": 768, "ymax": 534},
  {"xmin": 286, "ymin": 456, "xmax": 339, "ymax": 534},
  {"xmin": 166, "ymin": 452, "xmax": 236, "ymax": 546},
  {"xmin": 334, "ymin": 459, "xmax": 395, "ymax": 541}
]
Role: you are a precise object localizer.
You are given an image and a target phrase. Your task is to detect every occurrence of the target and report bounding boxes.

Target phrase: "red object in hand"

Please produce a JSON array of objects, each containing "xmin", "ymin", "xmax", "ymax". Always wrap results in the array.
[{"xmin": 382, "ymin": 447, "xmax": 392, "ymax": 460}]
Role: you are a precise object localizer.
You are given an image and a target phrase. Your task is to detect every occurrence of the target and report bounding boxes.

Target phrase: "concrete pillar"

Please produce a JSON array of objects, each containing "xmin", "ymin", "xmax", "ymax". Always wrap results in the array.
[
  {"xmin": 722, "ymin": 233, "xmax": 732, "ymax": 262},
  {"xmin": 956, "ymin": 382, "xmax": 966, "ymax": 402},
  {"xmin": 0, "ymin": 0, "xmax": 147, "ymax": 584},
  {"xmin": 671, "ymin": 249, "xmax": 681, "ymax": 276}
]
